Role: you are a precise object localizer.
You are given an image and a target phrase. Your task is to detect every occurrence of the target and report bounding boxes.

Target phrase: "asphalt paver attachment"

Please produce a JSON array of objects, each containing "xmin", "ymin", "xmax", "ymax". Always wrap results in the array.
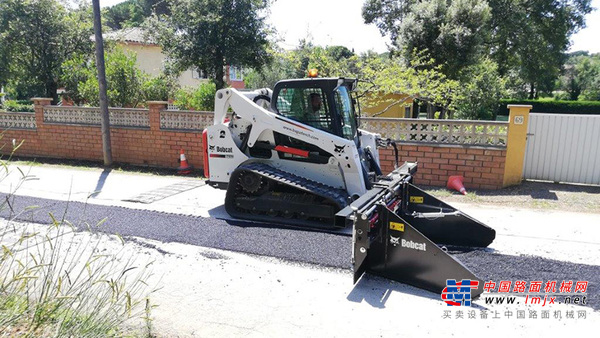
[{"xmin": 337, "ymin": 163, "xmax": 495, "ymax": 297}]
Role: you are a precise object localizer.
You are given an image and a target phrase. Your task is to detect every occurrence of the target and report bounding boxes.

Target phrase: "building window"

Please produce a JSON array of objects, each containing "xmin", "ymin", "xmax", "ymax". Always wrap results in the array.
[
  {"xmin": 192, "ymin": 68, "xmax": 207, "ymax": 79},
  {"xmin": 229, "ymin": 66, "xmax": 243, "ymax": 81}
]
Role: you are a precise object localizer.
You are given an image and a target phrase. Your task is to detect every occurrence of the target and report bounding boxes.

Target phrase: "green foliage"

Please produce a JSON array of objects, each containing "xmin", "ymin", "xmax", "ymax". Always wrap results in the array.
[
  {"xmin": 488, "ymin": 0, "xmax": 591, "ymax": 98},
  {"xmin": 142, "ymin": 74, "xmax": 180, "ymax": 102},
  {"xmin": 497, "ymin": 99, "xmax": 600, "ymax": 116},
  {"xmin": 174, "ymin": 83, "xmax": 217, "ymax": 111},
  {"xmin": 147, "ymin": 0, "xmax": 271, "ymax": 89},
  {"xmin": 60, "ymin": 54, "xmax": 92, "ymax": 105},
  {"xmin": 363, "ymin": 0, "xmax": 491, "ymax": 79},
  {"xmin": 244, "ymin": 45, "xmax": 296, "ymax": 89},
  {"xmin": 455, "ymin": 58, "xmax": 507, "ymax": 120},
  {"xmin": 0, "ymin": 100, "xmax": 34, "ymax": 113},
  {"xmin": 104, "ymin": 0, "xmax": 170, "ymax": 30},
  {"xmin": 359, "ymin": 51, "xmax": 460, "ymax": 115},
  {"xmin": 573, "ymin": 54, "xmax": 600, "ymax": 101},
  {"xmin": 362, "ymin": 0, "xmax": 593, "ymax": 99},
  {"xmin": 64, "ymin": 48, "xmax": 145, "ymax": 107},
  {"xmin": 244, "ymin": 42, "xmax": 458, "ymax": 118},
  {"xmin": 0, "ymin": 0, "xmax": 94, "ymax": 101}
]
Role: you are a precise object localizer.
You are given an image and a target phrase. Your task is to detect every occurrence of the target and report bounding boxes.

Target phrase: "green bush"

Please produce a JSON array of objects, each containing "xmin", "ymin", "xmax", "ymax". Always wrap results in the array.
[
  {"xmin": 455, "ymin": 58, "xmax": 507, "ymax": 120},
  {"xmin": 174, "ymin": 82, "xmax": 216, "ymax": 111},
  {"xmin": 1, "ymin": 100, "xmax": 34, "ymax": 112},
  {"xmin": 497, "ymin": 99, "xmax": 600, "ymax": 115},
  {"xmin": 65, "ymin": 47, "xmax": 145, "ymax": 107},
  {"xmin": 142, "ymin": 74, "xmax": 179, "ymax": 102}
]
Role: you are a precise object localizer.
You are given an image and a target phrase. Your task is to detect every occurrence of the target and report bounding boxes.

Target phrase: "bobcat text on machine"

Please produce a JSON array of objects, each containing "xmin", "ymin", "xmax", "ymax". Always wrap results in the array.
[{"xmin": 202, "ymin": 72, "xmax": 496, "ymax": 297}]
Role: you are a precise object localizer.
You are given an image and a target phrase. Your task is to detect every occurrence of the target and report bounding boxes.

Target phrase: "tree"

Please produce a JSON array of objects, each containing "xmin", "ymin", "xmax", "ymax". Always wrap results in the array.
[
  {"xmin": 363, "ymin": 0, "xmax": 593, "ymax": 99},
  {"xmin": 62, "ymin": 47, "xmax": 146, "ymax": 107},
  {"xmin": 244, "ymin": 46, "xmax": 296, "ymax": 89},
  {"xmin": 104, "ymin": 0, "xmax": 171, "ymax": 30},
  {"xmin": 0, "ymin": 0, "xmax": 93, "ymax": 101},
  {"xmin": 363, "ymin": 0, "xmax": 491, "ymax": 79},
  {"xmin": 358, "ymin": 52, "xmax": 460, "ymax": 117},
  {"xmin": 148, "ymin": 0, "xmax": 271, "ymax": 89},
  {"xmin": 575, "ymin": 53, "xmax": 600, "ymax": 101},
  {"xmin": 455, "ymin": 58, "xmax": 507, "ymax": 120},
  {"xmin": 486, "ymin": 0, "xmax": 592, "ymax": 98}
]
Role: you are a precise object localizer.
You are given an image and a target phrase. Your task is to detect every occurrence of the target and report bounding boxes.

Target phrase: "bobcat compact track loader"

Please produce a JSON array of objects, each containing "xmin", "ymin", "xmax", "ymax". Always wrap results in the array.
[{"xmin": 203, "ymin": 75, "xmax": 495, "ymax": 297}]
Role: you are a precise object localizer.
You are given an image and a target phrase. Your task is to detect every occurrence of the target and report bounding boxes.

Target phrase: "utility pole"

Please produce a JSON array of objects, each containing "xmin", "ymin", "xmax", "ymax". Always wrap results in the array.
[{"xmin": 92, "ymin": 0, "xmax": 112, "ymax": 166}]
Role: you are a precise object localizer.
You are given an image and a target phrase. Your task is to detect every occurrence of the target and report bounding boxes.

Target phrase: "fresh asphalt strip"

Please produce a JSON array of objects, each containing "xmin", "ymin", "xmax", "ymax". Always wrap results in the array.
[{"xmin": 1, "ymin": 193, "xmax": 598, "ymax": 310}]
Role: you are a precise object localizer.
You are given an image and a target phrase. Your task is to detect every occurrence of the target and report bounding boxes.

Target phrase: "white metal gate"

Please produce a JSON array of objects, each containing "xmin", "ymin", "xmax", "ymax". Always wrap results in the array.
[{"xmin": 523, "ymin": 113, "xmax": 600, "ymax": 185}]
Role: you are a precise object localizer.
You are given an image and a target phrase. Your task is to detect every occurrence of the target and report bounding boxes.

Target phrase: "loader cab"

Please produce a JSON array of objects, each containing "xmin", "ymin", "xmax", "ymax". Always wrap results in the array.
[{"xmin": 271, "ymin": 78, "xmax": 359, "ymax": 142}]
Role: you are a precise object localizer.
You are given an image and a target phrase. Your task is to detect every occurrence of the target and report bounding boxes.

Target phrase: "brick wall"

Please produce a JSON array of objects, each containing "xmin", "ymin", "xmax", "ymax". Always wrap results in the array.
[
  {"xmin": 1, "ymin": 100, "xmax": 507, "ymax": 190},
  {"xmin": 378, "ymin": 145, "xmax": 506, "ymax": 190},
  {"xmin": 1, "ymin": 101, "xmax": 204, "ymax": 170}
]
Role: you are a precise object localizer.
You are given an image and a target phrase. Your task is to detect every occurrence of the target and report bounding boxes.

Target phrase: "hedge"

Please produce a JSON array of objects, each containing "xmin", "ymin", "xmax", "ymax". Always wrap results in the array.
[
  {"xmin": 0, "ymin": 100, "xmax": 35, "ymax": 113},
  {"xmin": 497, "ymin": 99, "xmax": 600, "ymax": 116}
]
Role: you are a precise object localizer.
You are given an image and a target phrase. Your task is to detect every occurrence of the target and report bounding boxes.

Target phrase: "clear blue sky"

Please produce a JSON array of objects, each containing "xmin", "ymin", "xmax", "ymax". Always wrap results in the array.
[{"xmin": 100, "ymin": 0, "xmax": 600, "ymax": 54}]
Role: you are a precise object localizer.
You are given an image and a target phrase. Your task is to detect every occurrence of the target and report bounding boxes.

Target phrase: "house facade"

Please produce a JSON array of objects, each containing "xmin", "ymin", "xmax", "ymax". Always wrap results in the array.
[{"xmin": 104, "ymin": 28, "xmax": 245, "ymax": 89}]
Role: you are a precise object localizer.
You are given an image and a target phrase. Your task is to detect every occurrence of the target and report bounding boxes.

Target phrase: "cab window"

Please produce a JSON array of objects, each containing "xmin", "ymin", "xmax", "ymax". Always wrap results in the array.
[
  {"xmin": 334, "ymin": 86, "xmax": 357, "ymax": 140},
  {"xmin": 276, "ymin": 87, "xmax": 332, "ymax": 132}
]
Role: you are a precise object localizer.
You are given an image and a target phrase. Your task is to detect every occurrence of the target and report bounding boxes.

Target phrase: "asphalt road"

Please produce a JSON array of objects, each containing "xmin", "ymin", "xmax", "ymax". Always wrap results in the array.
[{"xmin": 1, "ymin": 193, "xmax": 598, "ymax": 310}]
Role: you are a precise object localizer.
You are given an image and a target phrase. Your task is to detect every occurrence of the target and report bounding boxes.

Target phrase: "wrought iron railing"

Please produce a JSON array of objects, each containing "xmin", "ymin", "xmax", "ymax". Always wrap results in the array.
[
  {"xmin": 360, "ymin": 117, "xmax": 508, "ymax": 148},
  {"xmin": 0, "ymin": 112, "xmax": 37, "ymax": 130},
  {"xmin": 43, "ymin": 106, "xmax": 149, "ymax": 128}
]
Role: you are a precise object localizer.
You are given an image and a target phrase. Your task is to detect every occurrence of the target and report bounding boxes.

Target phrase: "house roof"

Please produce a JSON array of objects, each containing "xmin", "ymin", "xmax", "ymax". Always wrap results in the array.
[{"xmin": 101, "ymin": 27, "xmax": 157, "ymax": 46}]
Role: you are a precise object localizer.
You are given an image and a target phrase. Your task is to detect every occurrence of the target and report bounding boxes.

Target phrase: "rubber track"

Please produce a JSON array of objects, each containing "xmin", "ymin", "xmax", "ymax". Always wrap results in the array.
[{"xmin": 235, "ymin": 162, "xmax": 349, "ymax": 209}]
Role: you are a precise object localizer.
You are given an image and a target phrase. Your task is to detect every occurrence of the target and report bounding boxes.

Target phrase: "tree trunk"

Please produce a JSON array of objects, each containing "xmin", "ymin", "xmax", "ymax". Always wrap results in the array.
[
  {"xmin": 45, "ymin": 81, "xmax": 58, "ymax": 104},
  {"xmin": 438, "ymin": 107, "xmax": 447, "ymax": 119},
  {"xmin": 529, "ymin": 82, "xmax": 535, "ymax": 99},
  {"xmin": 214, "ymin": 51, "xmax": 225, "ymax": 89},
  {"xmin": 426, "ymin": 103, "xmax": 434, "ymax": 119}
]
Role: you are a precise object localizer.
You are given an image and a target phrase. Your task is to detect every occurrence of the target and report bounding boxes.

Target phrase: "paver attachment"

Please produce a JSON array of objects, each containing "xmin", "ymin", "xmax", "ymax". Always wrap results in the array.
[{"xmin": 336, "ymin": 163, "xmax": 495, "ymax": 297}]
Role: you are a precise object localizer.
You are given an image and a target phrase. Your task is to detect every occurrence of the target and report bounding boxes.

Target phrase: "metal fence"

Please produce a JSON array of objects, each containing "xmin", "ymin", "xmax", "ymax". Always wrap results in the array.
[{"xmin": 523, "ymin": 113, "xmax": 600, "ymax": 185}]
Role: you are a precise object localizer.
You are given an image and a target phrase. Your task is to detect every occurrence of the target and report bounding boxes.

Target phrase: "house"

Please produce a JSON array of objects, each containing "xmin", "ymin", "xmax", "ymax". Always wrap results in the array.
[
  {"xmin": 361, "ymin": 92, "xmax": 415, "ymax": 118},
  {"xmin": 102, "ymin": 27, "xmax": 245, "ymax": 89}
]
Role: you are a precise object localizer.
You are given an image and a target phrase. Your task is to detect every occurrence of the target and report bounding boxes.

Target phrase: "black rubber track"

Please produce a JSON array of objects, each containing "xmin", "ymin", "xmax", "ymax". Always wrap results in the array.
[{"xmin": 1, "ymin": 193, "xmax": 598, "ymax": 310}]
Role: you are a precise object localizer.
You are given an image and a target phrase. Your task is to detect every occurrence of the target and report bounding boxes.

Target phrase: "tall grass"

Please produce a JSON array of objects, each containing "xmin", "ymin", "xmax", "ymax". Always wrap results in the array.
[{"xmin": 0, "ymin": 140, "xmax": 156, "ymax": 336}]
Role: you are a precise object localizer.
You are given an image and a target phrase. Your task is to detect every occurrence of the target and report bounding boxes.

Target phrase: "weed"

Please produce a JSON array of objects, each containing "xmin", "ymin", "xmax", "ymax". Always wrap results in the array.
[{"xmin": 0, "ymin": 143, "xmax": 156, "ymax": 336}]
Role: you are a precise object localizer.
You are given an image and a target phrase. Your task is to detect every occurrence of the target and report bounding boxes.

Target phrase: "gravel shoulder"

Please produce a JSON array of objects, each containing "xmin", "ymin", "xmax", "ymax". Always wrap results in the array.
[{"xmin": 426, "ymin": 180, "xmax": 600, "ymax": 214}]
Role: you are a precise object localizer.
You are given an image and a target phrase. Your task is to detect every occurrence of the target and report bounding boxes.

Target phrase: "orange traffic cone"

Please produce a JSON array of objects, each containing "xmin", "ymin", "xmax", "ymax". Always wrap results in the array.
[
  {"xmin": 447, "ymin": 175, "xmax": 467, "ymax": 195},
  {"xmin": 177, "ymin": 148, "xmax": 193, "ymax": 175}
]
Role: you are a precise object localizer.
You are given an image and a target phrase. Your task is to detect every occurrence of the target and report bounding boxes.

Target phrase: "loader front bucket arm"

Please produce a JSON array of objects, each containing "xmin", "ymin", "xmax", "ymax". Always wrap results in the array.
[{"xmin": 338, "ymin": 162, "xmax": 494, "ymax": 297}]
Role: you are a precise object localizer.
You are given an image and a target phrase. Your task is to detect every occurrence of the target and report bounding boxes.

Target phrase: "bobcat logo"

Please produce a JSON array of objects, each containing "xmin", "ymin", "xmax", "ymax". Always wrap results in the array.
[
  {"xmin": 390, "ymin": 236, "xmax": 400, "ymax": 247},
  {"xmin": 334, "ymin": 144, "xmax": 345, "ymax": 154},
  {"xmin": 209, "ymin": 145, "xmax": 215, "ymax": 151}
]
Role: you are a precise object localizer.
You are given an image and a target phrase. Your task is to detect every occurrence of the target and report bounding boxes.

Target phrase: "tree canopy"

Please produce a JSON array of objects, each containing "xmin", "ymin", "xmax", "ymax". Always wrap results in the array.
[
  {"xmin": 362, "ymin": 0, "xmax": 593, "ymax": 98},
  {"xmin": 0, "ymin": 0, "xmax": 93, "ymax": 101},
  {"xmin": 104, "ymin": 0, "xmax": 170, "ymax": 30},
  {"xmin": 147, "ymin": 0, "xmax": 272, "ymax": 89}
]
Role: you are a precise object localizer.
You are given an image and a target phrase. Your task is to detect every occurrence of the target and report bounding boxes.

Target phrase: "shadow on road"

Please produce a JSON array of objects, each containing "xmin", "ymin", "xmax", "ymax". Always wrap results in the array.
[{"xmin": 90, "ymin": 168, "xmax": 112, "ymax": 198}]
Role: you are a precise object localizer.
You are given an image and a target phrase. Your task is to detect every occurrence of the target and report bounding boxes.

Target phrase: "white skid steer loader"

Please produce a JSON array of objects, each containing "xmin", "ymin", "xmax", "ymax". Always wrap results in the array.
[{"xmin": 203, "ymin": 75, "xmax": 495, "ymax": 297}]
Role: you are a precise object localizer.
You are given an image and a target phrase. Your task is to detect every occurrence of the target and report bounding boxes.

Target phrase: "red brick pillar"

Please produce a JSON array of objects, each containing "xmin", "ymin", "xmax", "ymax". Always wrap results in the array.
[
  {"xmin": 31, "ymin": 97, "xmax": 52, "ymax": 127},
  {"xmin": 147, "ymin": 101, "xmax": 168, "ymax": 131}
]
